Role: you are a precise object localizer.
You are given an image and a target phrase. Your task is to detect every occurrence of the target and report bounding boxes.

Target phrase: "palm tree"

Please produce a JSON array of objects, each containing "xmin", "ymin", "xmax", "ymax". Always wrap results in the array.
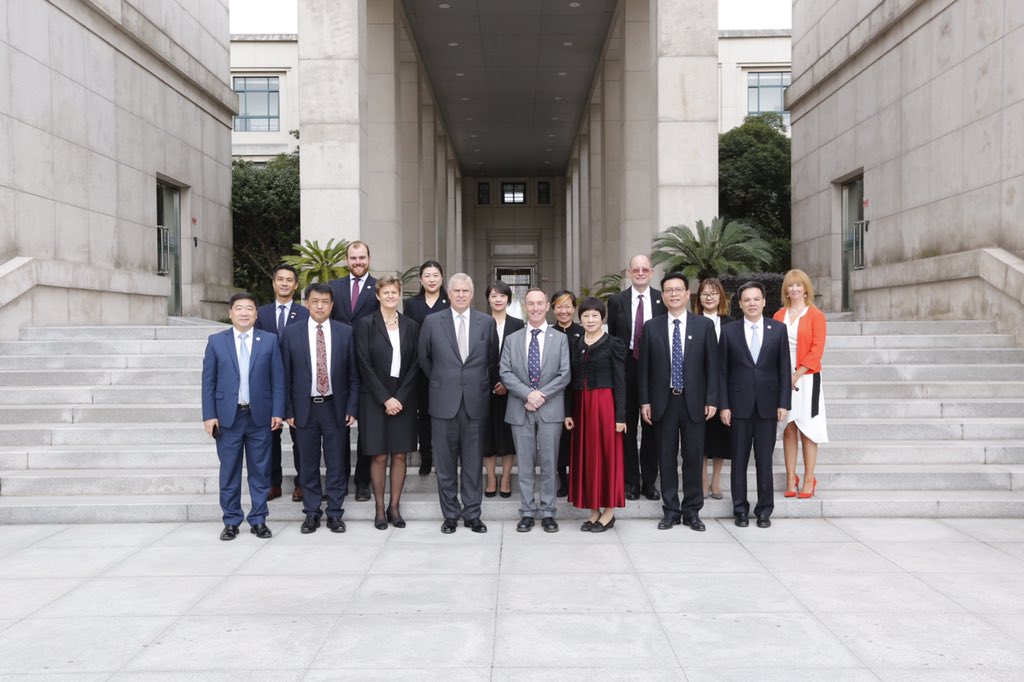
[
  {"xmin": 588, "ymin": 271, "xmax": 625, "ymax": 303},
  {"xmin": 281, "ymin": 238, "xmax": 350, "ymax": 291},
  {"xmin": 650, "ymin": 217, "xmax": 773, "ymax": 281}
]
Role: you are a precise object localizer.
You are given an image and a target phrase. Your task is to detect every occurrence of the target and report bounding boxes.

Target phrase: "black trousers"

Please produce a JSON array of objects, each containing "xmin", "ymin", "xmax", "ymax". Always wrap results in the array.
[
  {"xmin": 296, "ymin": 401, "xmax": 350, "ymax": 519},
  {"xmin": 416, "ymin": 374, "xmax": 433, "ymax": 468},
  {"xmin": 729, "ymin": 415, "xmax": 777, "ymax": 518},
  {"xmin": 624, "ymin": 353, "xmax": 658, "ymax": 491},
  {"xmin": 656, "ymin": 391, "xmax": 706, "ymax": 520},
  {"xmin": 270, "ymin": 425, "xmax": 300, "ymax": 488},
  {"xmin": 557, "ymin": 425, "xmax": 571, "ymax": 488},
  {"xmin": 351, "ymin": 435, "xmax": 368, "ymax": 488}
]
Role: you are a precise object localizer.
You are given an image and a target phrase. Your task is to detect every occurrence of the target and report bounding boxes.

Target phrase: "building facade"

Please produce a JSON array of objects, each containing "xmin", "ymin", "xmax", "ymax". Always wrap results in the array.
[
  {"xmin": 0, "ymin": 0, "xmax": 236, "ymax": 337},
  {"xmin": 788, "ymin": 0, "xmax": 1024, "ymax": 332}
]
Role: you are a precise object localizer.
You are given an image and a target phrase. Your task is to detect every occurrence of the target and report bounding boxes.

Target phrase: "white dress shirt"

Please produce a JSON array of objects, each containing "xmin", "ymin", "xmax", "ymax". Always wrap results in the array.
[
  {"xmin": 629, "ymin": 286, "xmax": 654, "ymax": 350},
  {"xmin": 233, "ymin": 327, "xmax": 254, "ymax": 405},
  {"xmin": 451, "ymin": 310, "xmax": 471, "ymax": 347},
  {"xmin": 274, "ymin": 300, "xmax": 293, "ymax": 331},
  {"xmin": 745, "ymin": 316, "xmax": 764, "ymax": 356},
  {"xmin": 307, "ymin": 318, "xmax": 333, "ymax": 396},
  {"xmin": 702, "ymin": 311, "xmax": 721, "ymax": 340},
  {"xmin": 387, "ymin": 326, "xmax": 401, "ymax": 378},
  {"xmin": 666, "ymin": 312, "xmax": 687, "ymax": 359}
]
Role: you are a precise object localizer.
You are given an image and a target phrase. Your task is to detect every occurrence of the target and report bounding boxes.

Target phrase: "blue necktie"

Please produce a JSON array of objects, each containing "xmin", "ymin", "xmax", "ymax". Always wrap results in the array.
[
  {"xmin": 528, "ymin": 328, "xmax": 541, "ymax": 389},
  {"xmin": 750, "ymin": 324, "xmax": 761, "ymax": 363},
  {"xmin": 671, "ymin": 319, "xmax": 684, "ymax": 391},
  {"xmin": 277, "ymin": 304, "xmax": 286, "ymax": 332},
  {"xmin": 238, "ymin": 333, "xmax": 250, "ymax": 404}
]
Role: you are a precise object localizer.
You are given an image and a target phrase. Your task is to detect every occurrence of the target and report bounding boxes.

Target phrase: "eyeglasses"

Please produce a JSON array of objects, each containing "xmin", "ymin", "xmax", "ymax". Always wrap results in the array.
[
  {"xmin": 662, "ymin": 287, "xmax": 687, "ymax": 294},
  {"xmin": 700, "ymin": 292, "xmax": 720, "ymax": 298},
  {"xmin": 630, "ymin": 268, "xmax": 651, "ymax": 274}
]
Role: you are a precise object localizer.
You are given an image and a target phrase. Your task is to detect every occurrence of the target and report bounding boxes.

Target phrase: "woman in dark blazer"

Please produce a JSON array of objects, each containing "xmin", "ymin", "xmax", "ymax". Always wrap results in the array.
[
  {"xmin": 484, "ymin": 280, "xmax": 524, "ymax": 497},
  {"xmin": 694, "ymin": 277, "xmax": 736, "ymax": 499},
  {"xmin": 551, "ymin": 289, "xmax": 583, "ymax": 497},
  {"xmin": 403, "ymin": 260, "xmax": 449, "ymax": 476},
  {"xmin": 355, "ymin": 275, "xmax": 420, "ymax": 530}
]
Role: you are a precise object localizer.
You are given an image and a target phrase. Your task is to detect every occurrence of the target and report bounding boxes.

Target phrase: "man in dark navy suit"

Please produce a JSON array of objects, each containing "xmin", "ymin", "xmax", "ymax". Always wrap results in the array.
[
  {"xmin": 718, "ymin": 281, "xmax": 791, "ymax": 529},
  {"xmin": 329, "ymin": 241, "xmax": 379, "ymax": 502},
  {"xmin": 202, "ymin": 293, "xmax": 285, "ymax": 541},
  {"xmin": 281, "ymin": 283, "xmax": 360, "ymax": 533},
  {"xmin": 639, "ymin": 272, "xmax": 719, "ymax": 532},
  {"xmin": 255, "ymin": 264, "xmax": 309, "ymax": 502}
]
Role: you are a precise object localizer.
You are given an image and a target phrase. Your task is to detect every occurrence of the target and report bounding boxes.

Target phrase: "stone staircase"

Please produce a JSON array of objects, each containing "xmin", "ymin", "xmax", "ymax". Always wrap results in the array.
[{"xmin": 0, "ymin": 318, "xmax": 1022, "ymax": 523}]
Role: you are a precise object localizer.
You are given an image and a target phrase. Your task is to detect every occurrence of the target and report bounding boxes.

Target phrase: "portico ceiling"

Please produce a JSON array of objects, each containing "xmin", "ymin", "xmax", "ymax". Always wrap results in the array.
[{"xmin": 400, "ymin": 0, "xmax": 617, "ymax": 178}]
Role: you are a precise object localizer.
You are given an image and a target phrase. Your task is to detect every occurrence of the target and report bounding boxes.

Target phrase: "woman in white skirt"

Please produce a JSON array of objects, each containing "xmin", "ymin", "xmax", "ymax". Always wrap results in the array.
[{"xmin": 773, "ymin": 269, "xmax": 828, "ymax": 498}]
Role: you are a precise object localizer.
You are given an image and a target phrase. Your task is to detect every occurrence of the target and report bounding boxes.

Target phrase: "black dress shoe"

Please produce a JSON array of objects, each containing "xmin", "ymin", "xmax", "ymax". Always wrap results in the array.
[
  {"xmin": 734, "ymin": 515, "xmax": 750, "ymax": 528},
  {"xmin": 557, "ymin": 482, "xmax": 569, "ymax": 498},
  {"xmin": 355, "ymin": 485, "xmax": 371, "ymax": 502},
  {"xmin": 386, "ymin": 508, "xmax": 406, "ymax": 528},
  {"xmin": 250, "ymin": 523, "xmax": 272, "ymax": 539},
  {"xmin": 327, "ymin": 517, "xmax": 346, "ymax": 533},
  {"xmin": 441, "ymin": 518, "xmax": 458, "ymax": 534},
  {"xmin": 219, "ymin": 525, "xmax": 239, "ymax": 541},
  {"xmin": 591, "ymin": 517, "xmax": 615, "ymax": 532},
  {"xmin": 657, "ymin": 515, "xmax": 680, "ymax": 530},
  {"xmin": 580, "ymin": 520, "xmax": 594, "ymax": 532},
  {"xmin": 419, "ymin": 455, "xmax": 432, "ymax": 476},
  {"xmin": 374, "ymin": 514, "xmax": 388, "ymax": 531},
  {"xmin": 683, "ymin": 516, "xmax": 706, "ymax": 532},
  {"xmin": 516, "ymin": 517, "xmax": 535, "ymax": 533},
  {"xmin": 301, "ymin": 515, "xmax": 320, "ymax": 534},
  {"xmin": 756, "ymin": 515, "xmax": 772, "ymax": 528},
  {"xmin": 464, "ymin": 518, "xmax": 488, "ymax": 533},
  {"xmin": 642, "ymin": 487, "xmax": 661, "ymax": 501},
  {"xmin": 541, "ymin": 517, "xmax": 559, "ymax": 533},
  {"xmin": 625, "ymin": 487, "xmax": 640, "ymax": 501}
]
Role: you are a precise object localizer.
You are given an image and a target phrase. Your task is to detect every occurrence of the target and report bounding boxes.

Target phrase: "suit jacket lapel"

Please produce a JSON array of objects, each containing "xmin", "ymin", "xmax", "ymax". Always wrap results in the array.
[
  {"xmin": 223, "ymin": 330, "xmax": 240, "ymax": 376},
  {"xmin": 331, "ymin": 321, "xmax": 343, "ymax": 378},
  {"xmin": 249, "ymin": 331, "xmax": 262, "ymax": 370},
  {"xmin": 540, "ymin": 328, "xmax": 561, "ymax": 376},
  {"xmin": 441, "ymin": 309, "xmax": 461, "ymax": 359}
]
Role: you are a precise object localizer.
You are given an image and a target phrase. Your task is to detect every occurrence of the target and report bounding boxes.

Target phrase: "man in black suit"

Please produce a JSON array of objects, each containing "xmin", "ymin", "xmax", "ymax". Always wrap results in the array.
[
  {"xmin": 719, "ymin": 281, "xmax": 791, "ymax": 529},
  {"xmin": 328, "ymin": 240, "xmax": 379, "ymax": 502},
  {"xmin": 255, "ymin": 264, "xmax": 309, "ymax": 502},
  {"xmin": 281, "ymin": 283, "xmax": 360, "ymax": 534},
  {"xmin": 639, "ymin": 272, "xmax": 719, "ymax": 532},
  {"xmin": 606, "ymin": 254, "xmax": 666, "ymax": 500},
  {"xmin": 418, "ymin": 273, "xmax": 500, "ymax": 534}
]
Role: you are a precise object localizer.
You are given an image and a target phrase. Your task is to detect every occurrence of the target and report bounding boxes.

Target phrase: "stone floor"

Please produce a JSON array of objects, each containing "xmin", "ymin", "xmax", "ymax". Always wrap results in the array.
[{"xmin": 1, "ymin": 517, "xmax": 1024, "ymax": 680}]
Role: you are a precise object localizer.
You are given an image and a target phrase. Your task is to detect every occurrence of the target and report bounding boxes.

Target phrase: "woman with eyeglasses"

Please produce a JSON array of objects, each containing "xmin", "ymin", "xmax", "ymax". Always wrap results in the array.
[
  {"xmin": 694, "ymin": 278, "xmax": 737, "ymax": 499},
  {"xmin": 550, "ymin": 289, "xmax": 583, "ymax": 497}
]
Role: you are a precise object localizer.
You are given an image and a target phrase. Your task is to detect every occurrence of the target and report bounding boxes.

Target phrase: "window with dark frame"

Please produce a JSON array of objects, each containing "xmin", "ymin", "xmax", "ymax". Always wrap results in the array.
[
  {"xmin": 477, "ymin": 182, "xmax": 491, "ymax": 205},
  {"xmin": 537, "ymin": 181, "xmax": 551, "ymax": 205},
  {"xmin": 233, "ymin": 76, "xmax": 281, "ymax": 132},
  {"xmin": 501, "ymin": 182, "xmax": 527, "ymax": 204},
  {"xmin": 747, "ymin": 71, "xmax": 791, "ymax": 128}
]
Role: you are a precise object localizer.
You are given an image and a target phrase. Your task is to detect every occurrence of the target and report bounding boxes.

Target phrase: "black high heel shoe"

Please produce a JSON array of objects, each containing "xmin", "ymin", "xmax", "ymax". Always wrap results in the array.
[
  {"xmin": 386, "ymin": 508, "xmax": 406, "ymax": 528},
  {"xmin": 484, "ymin": 488, "xmax": 497, "ymax": 498},
  {"xmin": 374, "ymin": 513, "xmax": 388, "ymax": 531}
]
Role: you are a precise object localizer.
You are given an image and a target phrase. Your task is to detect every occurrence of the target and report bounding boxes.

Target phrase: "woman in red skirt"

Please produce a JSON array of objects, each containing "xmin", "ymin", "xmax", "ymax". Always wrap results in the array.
[{"xmin": 564, "ymin": 297, "xmax": 627, "ymax": 532}]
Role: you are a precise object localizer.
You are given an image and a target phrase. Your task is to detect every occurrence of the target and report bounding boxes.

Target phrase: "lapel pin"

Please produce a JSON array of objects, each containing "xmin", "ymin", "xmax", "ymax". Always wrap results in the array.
[
  {"xmin": 688, "ymin": 335, "xmax": 692, "ymax": 340},
  {"xmin": 255, "ymin": 336, "xmax": 261, "ymax": 342}
]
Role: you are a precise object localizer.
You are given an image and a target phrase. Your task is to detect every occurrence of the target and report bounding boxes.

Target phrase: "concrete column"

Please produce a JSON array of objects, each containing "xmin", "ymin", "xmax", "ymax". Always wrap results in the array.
[
  {"xmin": 398, "ymin": 46, "xmax": 420, "ymax": 271},
  {"xmin": 587, "ymin": 98, "xmax": 604, "ymax": 291},
  {"xmin": 298, "ymin": 0, "xmax": 367, "ymax": 244},
  {"xmin": 602, "ymin": 45, "xmax": 624, "ymax": 281},
  {"xmin": 576, "ymin": 126, "xmax": 590, "ymax": 292},
  {"xmin": 569, "ymin": 153, "xmax": 582, "ymax": 290},
  {"xmin": 619, "ymin": 0, "xmax": 654, "ymax": 265},
  {"xmin": 653, "ymin": 0, "xmax": 718, "ymax": 229},
  {"xmin": 419, "ymin": 89, "xmax": 437, "ymax": 261}
]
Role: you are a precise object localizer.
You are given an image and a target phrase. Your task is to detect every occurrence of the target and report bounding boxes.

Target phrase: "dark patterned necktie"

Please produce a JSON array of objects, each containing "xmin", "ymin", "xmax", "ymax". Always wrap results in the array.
[
  {"xmin": 671, "ymin": 319, "xmax": 684, "ymax": 391},
  {"xmin": 528, "ymin": 328, "xmax": 541, "ymax": 389},
  {"xmin": 277, "ymin": 305, "xmax": 286, "ymax": 332},
  {"xmin": 632, "ymin": 294, "xmax": 644, "ymax": 360},
  {"xmin": 316, "ymin": 324, "xmax": 329, "ymax": 395},
  {"xmin": 351, "ymin": 277, "xmax": 360, "ymax": 312}
]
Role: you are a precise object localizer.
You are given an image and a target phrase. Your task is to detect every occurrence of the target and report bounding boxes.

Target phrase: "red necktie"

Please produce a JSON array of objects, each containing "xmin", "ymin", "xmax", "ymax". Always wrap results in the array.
[
  {"xmin": 316, "ymin": 324, "xmax": 329, "ymax": 395},
  {"xmin": 351, "ymin": 277, "xmax": 360, "ymax": 312},
  {"xmin": 632, "ymin": 294, "xmax": 644, "ymax": 360}
]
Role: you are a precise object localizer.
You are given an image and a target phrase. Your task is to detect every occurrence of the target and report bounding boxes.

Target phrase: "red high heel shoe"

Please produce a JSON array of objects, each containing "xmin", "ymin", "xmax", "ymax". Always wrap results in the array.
[
  {"xmin": 798, "ymin": 478, "xmax": 818, "ymax": 499},
  {"xmin": 784, "ymin": 475, "xmax": 799, "ymax": 498}
]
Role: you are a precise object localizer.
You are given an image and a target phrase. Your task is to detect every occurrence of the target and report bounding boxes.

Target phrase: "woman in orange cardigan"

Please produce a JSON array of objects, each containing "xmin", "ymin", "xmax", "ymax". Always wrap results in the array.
[{"xmin": 774, "ymin": 269, "xmax": 828, "ymax": 498}]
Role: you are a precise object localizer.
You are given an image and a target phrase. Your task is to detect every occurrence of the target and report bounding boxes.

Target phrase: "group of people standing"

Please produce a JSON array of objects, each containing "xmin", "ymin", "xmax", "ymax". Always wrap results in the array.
[{"xmin": 200, "ymin": 240, "xmax": 828, "ymax": 541}]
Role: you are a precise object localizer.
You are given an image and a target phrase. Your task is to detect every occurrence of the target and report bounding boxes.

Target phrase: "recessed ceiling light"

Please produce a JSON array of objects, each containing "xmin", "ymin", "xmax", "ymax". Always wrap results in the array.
[
  {"xmin": 553, "ymin": 96, "xmax": 563, "ymax": 101},
  {"xmin": 473, "ymin": 148, "xmax": 481, "ymax": 152},
  {"xmin": 551, "ymin": 117, "xmax": 559, "ymax": 121},
  {"xmin": 557, "ymin": 72, "xmax": 567, "ymax": 77},
  {"xmin": 569, "ymin": 1, "xmax": 581, "ymax": 7},
  {"xmin": 460, "ymin": 96, "xmax": 470, "ymax": 101},
  {"xmin": 455, "ymin": 72, "xmax": 464, "ymax": 77},
  {"xmin": 547, "ymin": 133, "xmax": 556, "ymax": 138},
  {"xmin": 545, "ymin": 148, "xmax": 552, "ymax": 152},
  {"xmin": 448, "ymin": 41, "xmax": 459, "ymax": 47},
  {"xmin": 465, "ymin": 117, "xmax": 474, "ymax": 121},
  {"xmin": 470, "ymin": 134, "xmax": 478, "ymax": 138},
  {"xmin": 476, "ymin": 161, "xmax": 484, "ymax": 165},
  {"xmin": 439, "ymin": 3, "xmax": 451, "ymax": 8},
  {"xmin": 563, "ymin": 42, "xmax": 574, "ymax": 47},
  {"xmin": 543, "ymin": 160, "xmax": 551, "ymax": 164}
]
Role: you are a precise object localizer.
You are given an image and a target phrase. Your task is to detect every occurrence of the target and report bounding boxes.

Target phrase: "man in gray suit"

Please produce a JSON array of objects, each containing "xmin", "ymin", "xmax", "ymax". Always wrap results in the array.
[
  {"xmin": 418, "ymin": 273, "xmax": 500, "ymax": 534},
  {"xmin": 500, "ymin": 288, "xmax": 571, "ymax": 533}
]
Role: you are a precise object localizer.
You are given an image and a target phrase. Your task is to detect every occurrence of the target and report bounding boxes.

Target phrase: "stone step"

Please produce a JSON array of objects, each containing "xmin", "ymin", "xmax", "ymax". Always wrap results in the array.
[
  {"xmin": 823, "ymin": 348, "xmax": 1024, "ymax": 365},
  {"xmin": 827, "ymin": 381, "xmax": 1024, "ymax": 399},
  {"xmin": 1, "ymin": 464, "xmax": 1020, "ymax": 497},
  {"xmin": 0, "ymin": 339, "xmax": 210, "ymax": 356},
  {"xmin": 0, "ymin": 386, "xmax": 200, "ymax": 405},
  {"xmin": 826, "ymin": 333, "xmax": 1018, "ymax": 349},
  {"xmin": 828, "ymin": 320, "xmax": 999, "ymax": 335},
  {"xmin": 0, "ymin": 405, "xmax": 201, "ymax": 425},
  {"xmin": 0, "ymin": 424, "xmax": 210, "ymax": 447},
  {"xmin": 827, "ymin": 399, "xmax": 1024, "ymax": 419},
  {"xmin": 0, "ymin": 369, "xmax": 201, "ymax": 386},
  {"xmin": 1, "ymin": 488, "xmax": 1022, "ymax": 523},
  {"xmin": 0, "ymin": 355, "xmax": 202, "ymax": 370},
  {"xmin": 19, "ymin": 324, "xmax": 226, "ymax": 341},
  {"xmin": 827, "ymin": 365, "xmax": 1024, "ymax": 381},
  {"xmin": 826, "ymin": 418, "xmax": 1024, "ymax": 441}
]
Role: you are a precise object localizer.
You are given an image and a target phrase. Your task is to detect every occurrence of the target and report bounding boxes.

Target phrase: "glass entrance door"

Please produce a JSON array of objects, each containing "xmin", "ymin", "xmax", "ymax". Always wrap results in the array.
[
  {"xmin": 494, "ymin": 266, "xmax": 534, "ymax": 318},
  {"xmin": 157, "ymin": 182, "xmax": 182, "ymax": 316},
  {"xmin": 840, "ymin": 177, "xmax": 864, "ymax": 312}
]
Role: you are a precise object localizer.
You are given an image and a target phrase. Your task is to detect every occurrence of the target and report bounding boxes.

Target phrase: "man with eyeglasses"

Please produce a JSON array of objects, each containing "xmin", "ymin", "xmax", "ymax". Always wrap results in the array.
[
  {"xmin": 606, "ymin": 254, "xmax": 666, "ymax": 500},
  {"xmin": 638, "ymin": 273, "xmax": 719, "ymax": 531}
]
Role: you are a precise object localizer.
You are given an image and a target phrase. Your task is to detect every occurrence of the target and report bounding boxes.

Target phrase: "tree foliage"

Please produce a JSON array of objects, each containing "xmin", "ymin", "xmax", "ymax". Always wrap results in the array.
[
  {"xmin": 280, "ymin": 238, "xmax": 350, "ymax": 292},
  {"xmin": 231, "ymin": 152, "xmax": 300, "ymax": 304},
  {"xmin": 719, "ymin": 112, "xmax": 791, "ymax": 272},
  {"xmin": 650, "ymin": 217, "xmax": 774, "ymax": 282}
]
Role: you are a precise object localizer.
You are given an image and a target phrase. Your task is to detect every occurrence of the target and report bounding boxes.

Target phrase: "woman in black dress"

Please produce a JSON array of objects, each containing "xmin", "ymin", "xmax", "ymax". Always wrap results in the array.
[
  {"xmin": 550, "ymin": 289, "xmax": 583, "ymax": 497},
  {"xmin": 356, "ymin": 275, "xmax": 420, "ymax": 529},
  {"xmin": 694, "ymin": 277, "xmax": 736, "ymax": 499},
  {"xmin": 484, "ymin": 281, "xmax": 524, "ymax": 497},
  {"xmin": 403, "ymin": 260, "xmax": 449, "ymax": 475}
]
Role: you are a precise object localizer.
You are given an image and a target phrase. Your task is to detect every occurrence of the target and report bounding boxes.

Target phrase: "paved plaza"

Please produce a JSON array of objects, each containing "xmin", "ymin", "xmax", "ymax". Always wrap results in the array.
[{"xmin": 1, "ymin": 518, "xmax": 1024, "ymax": 679}]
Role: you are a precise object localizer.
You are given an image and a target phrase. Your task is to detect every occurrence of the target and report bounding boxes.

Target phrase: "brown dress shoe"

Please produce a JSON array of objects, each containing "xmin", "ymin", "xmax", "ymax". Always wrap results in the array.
[
  {"xmin": 291, "ymin": 487, "xmax": 303, "ymax": 502},
  {"xmin": 267, "ymin": 486, "xmax": 283, "ymax": 501}
]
